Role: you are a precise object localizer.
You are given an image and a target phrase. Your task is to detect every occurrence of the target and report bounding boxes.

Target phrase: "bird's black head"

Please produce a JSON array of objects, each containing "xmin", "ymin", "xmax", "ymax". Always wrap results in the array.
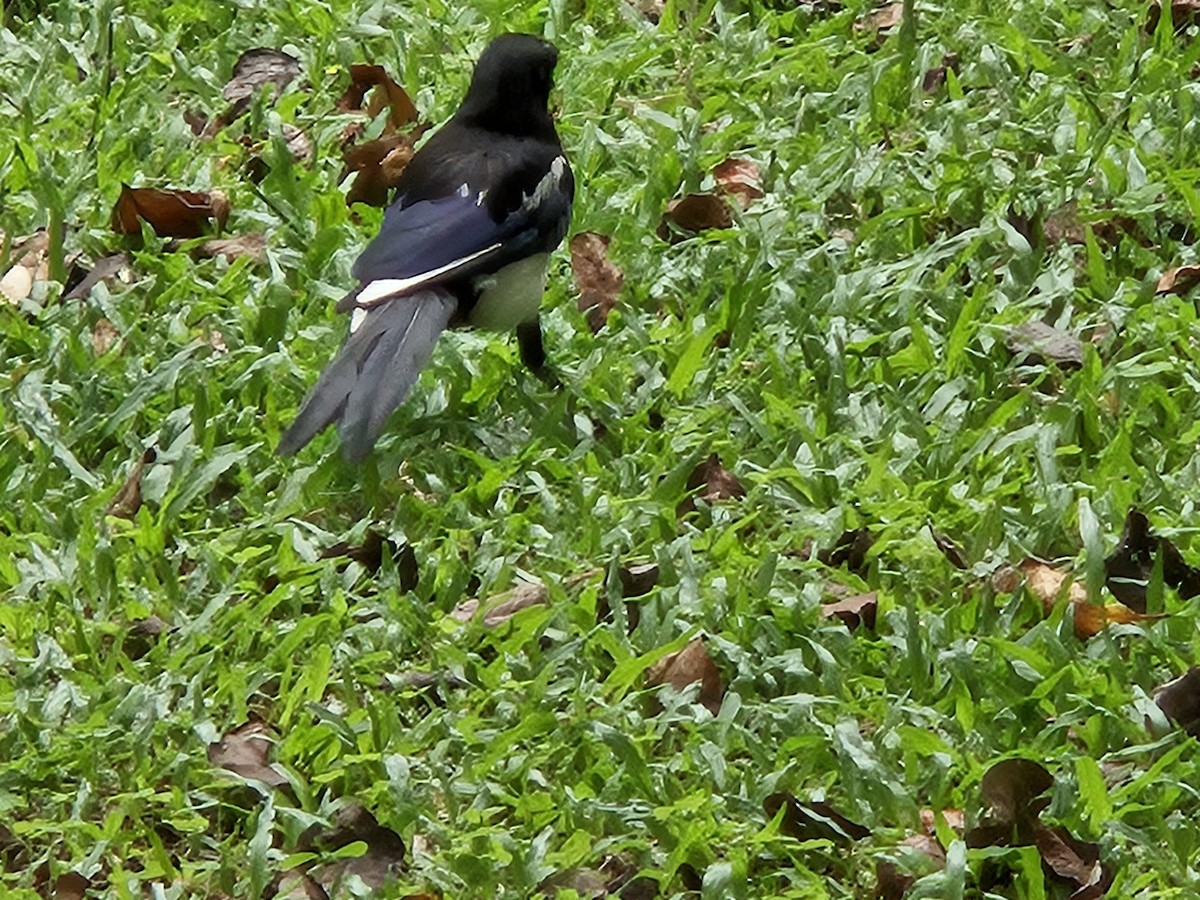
[{"xmin": 457, "ymin": 33, "xmax": 561, "ymax": 138}]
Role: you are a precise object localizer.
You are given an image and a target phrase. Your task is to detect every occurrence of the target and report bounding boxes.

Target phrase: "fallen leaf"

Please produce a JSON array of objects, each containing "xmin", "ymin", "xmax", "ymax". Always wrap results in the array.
[
  {"xmin": 657, "ymin": 193, "xmax": 733, "ymax": 241},
  {"xmin": 0, "ymin": 265, "xmax": 32, "ymax": 303},
  {"xmin": 1041, "ymin": 201, "xmax": 1133, "ymax": 248},
  {"xmin": 320, "ymin": 531, "xmax": 417, "ymax": 590},
  {"xmin": 618, "ymin": 561, "xmax": 659, "ymax": 597},
  {"xmin": 919, "ymin": 808, "xmax": 965, "ymax": 834},
  {"xmin": 763, "ymin": 792, "xmax": 870, "ymax": 843},
  {"xmin": 646, "ymin": 638, "xmax": 724, "ymax": 714},
  {"xmin": 338, "ymin": 63, "xmax": 419, "ymax": 131},
  {"xmin": 921, "ymin": 53, "xmax": 960, "ymax": 92},
  {"xmin": 1005, "ymin": 321, "xmax": 1084, "ymax": 369},
  {"xmin": 105, "ymin": 447, "xmax": 157, "ymax": 520},
  {"xmin": 1071, "ymin": 598, "xmax": 1167, "ymax": 640},
  {"xmin": 569, "ymin": 232, "xmax": 623, "ymax": 332},
  {"xmin": 821, "ymin": 591, "xmax": 878, "ymax": 630},
  {"xmin": 928, "ymin": 521, "xmax": 968, "ymax": 569},
  {"xmin": 222, "ymin": 48, "xmax": 301, "ymax": 119},
  {"xmin": 64, "ymin": 253, "xmax": 131, "ymax": 301},
  {"xmin": 676, "ymin": 453, "xmax": 745, "ymax": 516},
  {"xmin": 207, "ymin": 720, "xmax": 288, "ymax": 787},
  {"xmin": 1146, "ymin": 0, "xmax": 1200, "ymax": 33},
  {"xmin": 1104, "ymin": 508, "xmax": 1200, "ymax": 609},
  {"xmin": 1155, "ymin": 265, "xmax": 1200, "ymax": 295},
  {"xmin": 91, "ymin": 319, "xmax": 120, "ymax": 356},
  {"xmin": 712, "ymin": 157, "xmax": 764, "ymax": 209},
  {"xmin": 980, "ymin": 758, "xmax": 1053, "ymax": 825},
  {"xmin": 1034, "ymin": 823, "xmax": 1107, "ymax": 895},
  {"xmin": 196, "ymin": 234, "xmax": 267, "ymax": 264},
  {"xmin": 451, "ymin": 581, "xmax": 549, "ymax": 627},
  {"xmin": 1018, "ymin": 559, "xmax": 1087, "ymax": 611},
  {"xmin": 537, "ymin": 867, "xmax": 609, "ymax": 898},
  {"xmin": 1154, "ymin": 667, "xmax": 1200, "ymax": 736},
  {"xmin": 111, "ymin": 185, "xmax": 230, "ymax": 238},
  {"xmin": 818, "ymin": 529, "xmax": 875, "ymax": 573},
  {"xmin": 53, "ymin": 872, "xmax": 90, "ymax": 900},
  {"xmin": 300, "ymin": 802, "xmax": 405, "ymax": 893},
  {"xmin": 124, "ymin": 614, "xmax": 168, "ymax": 660},
  {"xmin": 342, "ymin": 133, "xmax": 419, "ymax": 208},
  {"xmin": 854, "ymin": 2, "xmax": 904, "ymax": 37}
]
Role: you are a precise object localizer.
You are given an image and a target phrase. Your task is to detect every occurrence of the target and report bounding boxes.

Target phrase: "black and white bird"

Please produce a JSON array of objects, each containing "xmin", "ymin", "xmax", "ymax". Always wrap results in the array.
[{"xmin": 278, "ymin": 33, "xmax": 574, "ymax": 460}]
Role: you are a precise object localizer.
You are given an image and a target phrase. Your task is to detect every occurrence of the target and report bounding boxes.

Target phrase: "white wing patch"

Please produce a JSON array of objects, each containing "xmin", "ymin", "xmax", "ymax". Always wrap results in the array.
[
  {"xmin": 350, "ymin": 306, "xmax": 370, "ymax": 334},
  {"xmin": 522, "ymin": 156, "xmax": 567, "ymax": 212},
  {"xmin": 355, "ymin": 242, "xmax": 502, "ymax": 307}
]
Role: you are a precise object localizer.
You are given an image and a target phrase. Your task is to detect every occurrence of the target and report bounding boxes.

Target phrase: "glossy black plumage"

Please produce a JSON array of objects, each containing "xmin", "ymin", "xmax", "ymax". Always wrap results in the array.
[{"xmin": 278, "ymin": 34, "xmax": 573, "ymax": 460}]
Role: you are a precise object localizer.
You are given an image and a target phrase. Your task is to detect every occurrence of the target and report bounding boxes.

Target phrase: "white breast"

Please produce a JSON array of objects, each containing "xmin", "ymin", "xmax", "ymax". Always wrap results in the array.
[{"xmin": 467, "ymin": 253, "xmax": 549, "ymax": 330}]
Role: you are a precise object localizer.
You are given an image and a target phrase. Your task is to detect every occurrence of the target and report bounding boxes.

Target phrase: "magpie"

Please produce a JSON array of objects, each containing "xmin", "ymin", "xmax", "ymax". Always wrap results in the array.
[{"xmin": 278, "ymin": 33, "xmax": 574, "ymax": 460}]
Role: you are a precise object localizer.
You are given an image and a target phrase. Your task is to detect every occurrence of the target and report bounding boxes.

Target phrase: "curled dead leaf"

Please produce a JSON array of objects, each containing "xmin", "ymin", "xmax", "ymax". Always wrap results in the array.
[
  {"xmin": 1146, "ymin": 0, "xmax": 1200, "ymax": 33},
  {"xmin": 1018, "ymin": 559, "xmax": 1086, "ymax": 611},
  {"xmin": 342, "ymin": 133, "xmax": 419, "ymax": 208},
  {"xmin": 569, "ymin": 232, "xmax": 623, "ymax": 332},
  {"xmin": 112, "ymin": 185, "xmax": 230, "ymax": 238},
  {"xmin": 658, "ymin": 193, "xmax": 733, "ymax": 242},
  {"xmin": 0, "ymin": 265, "xmax": 32, "ymax": 303},
  {"xmin": 451, "ymin": 581, "xmax": 549, "ymax": 627},
  {"xmin": 677, "ymin": 453, "xmax": 745, "ymax": 516},
  {"xmin": 764, "ymin": 792, "xmax": 870, "ymax": 843},
  {"xmin": 921, "ymin": 53, "xmax": 960, "ymax": 92},
  {"xmin": 53, "ymin": 872, "xmax": 91, "ymax": 900},
  {"xmin": 821, "ymin": 591, "xmax": 877, "ymax": 631},
  {"xmin": 712, "ymin": 157, "xmax": 764, "ymax": 209},
  {"xmin": 105, "ymin": 447, "xmax": 157, "ymax": 521},
  {"xmin": 646, "ymin": 637, "xmax": 724, "ymax": 714},
  {"xmin": 818, "ymin": 528, "xmax": 875, "ymax": 573},
  {"xmin": 1154, "ymin": 667, "xmax": 1200, "ymax": 736},
  {"xmin": 338, "ymin": 63, "xmax": 419, "ymax": 131},
  {"xmin": 1156, "ymin": 264, "xmax": 1200, "ymax": 296},
  {"xmin": 298, "ymin": 801, "xmax": 406, "ymax": 893},
  {"xmin": 64, "ymin": 253, "xmax": 131, "ymax": 302},
  {"xmin": 981, "ymin": 758, "xmax": 1052, "ymax": 824},
  {"xmin": 196, "ymin": 234, "xmax": 267, "ymax": 264},
  {"xmin": 207, "ymin": 720, "xmax": 288, "ymax": 787},
  {"xmin": 1071, "ymin": 598, "xmax": 1167, "ymax": 640},
  {"xmin": 928, "ymin": 521, "xmax": 968, "ymax": 569}
]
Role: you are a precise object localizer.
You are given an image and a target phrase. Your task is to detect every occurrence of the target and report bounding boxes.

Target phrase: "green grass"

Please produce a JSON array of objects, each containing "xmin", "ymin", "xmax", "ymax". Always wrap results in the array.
[{"xmin": 3, "ymin": 0, "xmax": 1200, "ymax": 896}]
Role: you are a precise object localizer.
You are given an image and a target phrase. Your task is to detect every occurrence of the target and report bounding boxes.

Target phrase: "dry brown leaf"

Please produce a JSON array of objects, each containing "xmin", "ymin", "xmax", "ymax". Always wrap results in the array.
[
  {"xmin": 1146, "ymin": 0, "xmax": 1200, "ymax": 33},
  {"xmin": 53, "ymin": 872, "xmax": 90, "ymax": 900},
  {"xmin": 1154, "ymin": 667, "xmax": 1200, "ymax": 736},
  {"xmin": 1006, "ymin": 321, "xmax": 1084, "ymax": 369},
  {"xmin": 207, "ymin": 720, "xmax": 288, "ymax": 787},
  {"xmin": 922, "ymin": 53, "xmax": 960, "ymax": 92},
  {"xmin": 763, "ymin": 792, "xmax": 870, "ymax": 843},
  {"xmin": 920, "ymin": 808, "xmax": 965, "ymax": 834},
  {"xmin": 854, "ymin": 2, "xmax": 904, "ymax": 33},
  {"xmin": 223, "ymin": 48, "xmax": 301, "ymax": 119},
  {"xmin": 105, "ymin": 448, "xmax": 156, "ymax": 520},
  {"xmin": 981, "ymin": 758, "xmax": 1053, "ymax": 824},
  {"xmin": 658, "ymin": 193, "xmax": 733, "ymax": 241},
  {"xmin": 677, "ymin": 453, "xmax": 745, "ymax": 516},
  {"xmin": 451, "ymin": 581, "xmax": 549, "ymax": 627},
  {"xmin": 338, "ymin": 63, "xmax": 419, "ymax": 131},
  {"xmin": 1019, "ymin": 559, "xmax": 1087, "ymax": 611},
  {"xmin": 0, "ymin": 265, "xmax": 32, "ymax": 303},
  {"xmin": 818, "ymin": 528, "xmax": 875, "ymax": 573},
  {"xmin": 92, "ymin": 318, "xmax": 120, "ymax": 356},
  {"xmin": 111, "ymin": 185, "xmax": 230, "ymax": 238},
  {"xmin": 712, "ymin": 157, "xmax": 764, "ymax": 209},
  {"xmin": 821, "ymin": 591, "xmax": 878, "ymax": 631},
  {"xmin": 928, "ymin": 521, "xmax": 968, "ymax": 569},
  {"xmin": 645, "ymin": 638, "xmax": 724, "ymax": 714},
  {"xmin": 298, "ymin": 802, "xmax": 406, "ymax": 894},
  {"xmin": 197, "ymin": 234, "xmax": 267, "ymax": 264},
  {"xmin": 1071, "ymin": 599, "xmax": 1167, "ymax": 640},
  {"xmin": 1156, "ymin": 264, "xmax": 1200, "ymax": 295},
  {"xmin": 1034, "ymin": 824, "xmax": 1106, "ymax": 895},
  {"xmin": 569, "ymin": 232, "xmax": 624, "ymax": 332},
  {"xmin": 342, "ymin": 133, "xmax": 419, "ymax": 208},
  {"xmin": 618, "ymin": 561, "xmax": 659, "ymax": 597},
  {"xmin": 64, "ymin": 253, "xmax": 131, "ymax": 301}
]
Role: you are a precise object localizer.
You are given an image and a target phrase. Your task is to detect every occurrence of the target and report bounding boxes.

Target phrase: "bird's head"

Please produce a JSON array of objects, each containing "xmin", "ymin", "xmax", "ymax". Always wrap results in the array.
[{"xmin": 457, "ymin": 33, "xmax": 562, "ymax": 138}]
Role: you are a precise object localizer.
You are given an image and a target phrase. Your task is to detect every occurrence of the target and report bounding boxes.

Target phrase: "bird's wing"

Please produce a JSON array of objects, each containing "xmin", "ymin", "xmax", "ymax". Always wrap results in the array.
[{"xmin": 338, "ymin": 136, "xmax": 572, "ymax": 313}]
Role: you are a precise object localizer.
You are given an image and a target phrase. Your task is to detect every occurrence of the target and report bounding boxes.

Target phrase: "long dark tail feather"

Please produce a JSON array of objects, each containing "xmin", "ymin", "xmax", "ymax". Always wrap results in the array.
[{"xmin": 277, "ymin": 291, "xmax": 456, "ymax": 460}]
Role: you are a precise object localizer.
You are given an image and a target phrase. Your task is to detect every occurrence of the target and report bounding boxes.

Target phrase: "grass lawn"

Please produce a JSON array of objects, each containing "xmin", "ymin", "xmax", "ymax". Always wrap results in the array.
[{"xmin": 3, "ymin": 0, "xmax": 1200, "ymax": 896}]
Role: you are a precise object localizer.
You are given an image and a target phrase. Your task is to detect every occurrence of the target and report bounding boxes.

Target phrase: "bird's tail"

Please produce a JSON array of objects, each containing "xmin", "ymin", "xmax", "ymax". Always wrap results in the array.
[{"xmin": 277, "ymin": 290, "xmax": 457, "ymax": 461}]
